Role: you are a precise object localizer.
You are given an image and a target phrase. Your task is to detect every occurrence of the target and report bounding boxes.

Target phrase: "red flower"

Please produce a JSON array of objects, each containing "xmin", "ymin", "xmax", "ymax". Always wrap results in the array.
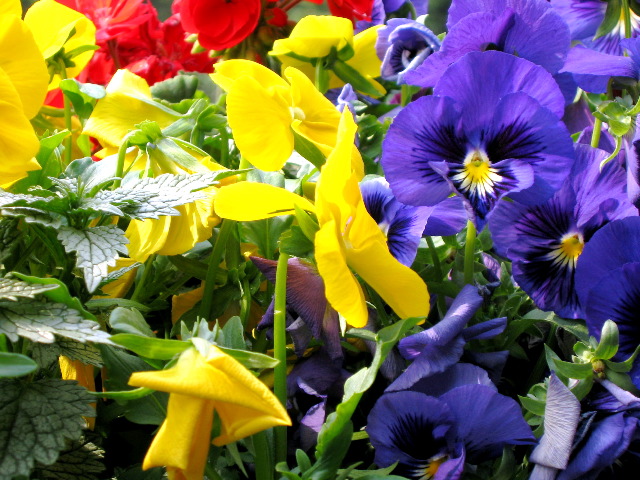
[
  {"xmin": 302, "ymin": 0, "xmax": 374, "ymax": 21},
  {"xmin": 179, "ymin": 0, "xmax": 262, "ymax": 51}
]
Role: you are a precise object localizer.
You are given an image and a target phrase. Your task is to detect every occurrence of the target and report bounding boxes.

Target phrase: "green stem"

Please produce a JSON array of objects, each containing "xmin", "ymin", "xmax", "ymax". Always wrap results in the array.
[
  {"xmin": 130, "ymin": 254, "xmax": 156, "ymax": 304},
  {"xmin": 623, "ymin": 0, "xmax": 632, "ymax": 39},
  {"xmin": 58, "ymin": 59, "xmax": 73, "ymax": 166},
  {"xmin": 252, "ymin": 431, "xmax": 274, "ymax": 480},
  {"xmin": 315, "ymin": 61, "xmax": 329, "ymax": 94},
  {"xmin": 425, "ymin": 236, "xmax": 447, "ymax": 317},
  {"xmin": 600, "ymin": 134, "xmax": 623, "ymax": 170},
  {"xmin": 198, "ymin": 219, "xmax": 236, "ymax": 321},
  {"xmin": 400, "ymin": 84, "xmax": 412, "ymax": 107},
  {"xmin": 238, "ymin": 155, "xmax": 251, "ymax": 182},
  {"xmin": 591, "ymin": 118, "xmax": 602, "ymax": 148},
  {"xmin": 273, "ymin": 252, "xmax": 289, "ymax": 465},
  {"xmin": 463, "ymin": 220, "xmax": 476, "ymax": 285},
  {"xmin": 218, "ymin": 128, "xmax": 230, "ymax": 167},
  {"xmin": 114, "ymin": 132, "xmax": 136, "ymax": 189}
]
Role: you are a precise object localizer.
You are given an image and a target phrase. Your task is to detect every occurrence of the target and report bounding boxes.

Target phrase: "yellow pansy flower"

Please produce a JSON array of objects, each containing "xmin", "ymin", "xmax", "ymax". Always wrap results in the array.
[
  {"xmin": 0, "ymin": 12, "xmax": 48, "ymax": 118},
  {"xmin": 269, "ymin": 15, "xmax": 354, "ymax": 61},
  {"xmin": 313, "ymin": 110, "xmax": 429, "ymax": 327},
  {"xmin": 129, "ymin": 346, "xmax": 290, "ymax": 480},
  {"xmin": 24, "ymin": 0, "xmax": 96, "ymax": 90},
  {"xmin": 0, "ymin": 0, "xmax": 21, "ymax": 17},
  {"xmin": 212, "ymin": 60, "xmax": 343, "ymax": 172}
]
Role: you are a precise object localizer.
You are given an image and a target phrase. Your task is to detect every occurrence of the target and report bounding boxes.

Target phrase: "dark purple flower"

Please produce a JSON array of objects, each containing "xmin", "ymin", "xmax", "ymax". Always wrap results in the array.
[
  {"xmin": 251, "ymin": 257, "xmax": 343, "ymax": 360},
  {"xmin": 382, "ymin": 51, "xmax": 574, "ymax": 228},
  {"xmin": 550, "ymin": 0, "xmax": 640, "ymax": 55},
  {"xmin": 489, "ymin": 144, "xmax": 636, "ymax": 318},
  {"xmin": 376, "ymin": 18, "xmax": 441, "ymax": 84},
  {"xmin": 406, "ymin": 0, "xmax": 571, "ymax": 88},
  {"xmin": 367, "ymin": 382, "xmax": 534, "ymax": 479},
  {"xmin": 575, "ymin": 217, "xmax": 640, "ymax": 385},
  {"xmin": 422, "ymin": 196, "xmax": 468, "ymax": 236},
  {"xmin": 387, "ymin": 284, "xmax": 507, "ymax": 391},
  {"xmin": 360, "ymin": 177, "xmax": 430, "ymax": 266}
]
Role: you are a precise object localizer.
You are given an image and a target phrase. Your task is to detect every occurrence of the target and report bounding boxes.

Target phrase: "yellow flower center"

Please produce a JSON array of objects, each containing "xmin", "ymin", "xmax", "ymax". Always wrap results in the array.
[
  {"xmin": 289, "ymin": 106, "xmax": 306, "ymax": 121},
  {"xmin": 452, "ymin": 149, "xmax": 501, "ymax": 198},
  {"xmin": 415, "ymin": 454, "xmax": 448, "ymax": 480},
  {"xmin": 547, "ymin": 232, "xmax": 584, "ymax": 269}
]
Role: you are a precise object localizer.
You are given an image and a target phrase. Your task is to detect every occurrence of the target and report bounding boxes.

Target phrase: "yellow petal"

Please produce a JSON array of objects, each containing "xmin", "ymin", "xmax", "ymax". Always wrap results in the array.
[
  {"xmin": 59, "ymin": 356, "xmax": 96, "ymax": 429},
  {"xmin": 314, "ymin": 219, "xmax": 368, "ymax": 327},
  {"xmin": 0, "ymin": 0, "xmax": 21, "ymax": 16},
  {"xmin": 211, "ymin": 59, "xmax": 289, "ymax": 93},
  {"xmin": 226, "ymin": 74, "xmax": 294, "ymax": 171},
  {"xmin": 172, "ymin": 285, "xmax": 205, "ymax": 325},
  {"xmin": 214, "ymin": 182, "xmax": 315, "ymax": 221},
  {"xmin": 94, "ymin": 257, "xmax": 139, "ymax": 299},
  {"xmin": 143, "ymin": 394, "xmax": 214, "ymax": 480},
  {"xmin": 129, "ymin": 347, "xmax": 290, "ymax": 445},
  {"xmin": 346, "ymin": 232, "xmax": 430, "ymax": 321},
  {"xmin": 83, "ymin": 69, "xmax": 180, "ymax": 148},
  {"xmin": 0, "ymin": 67, "xmax": 41, "ymax": 189},
  {"xmin": 24, "ymin": 0, "xmax": 96, "ymax": 87},
  {"xmin": 270, "ymin": 15, "xmax": 353, "ymax": 60},
  {"xmin": 125, "ymin": 216, "xmax": 171, "ymax": 263},
  {"xmin": 0, "ymin": 15, "xmax": 48, "ymax": 118}
]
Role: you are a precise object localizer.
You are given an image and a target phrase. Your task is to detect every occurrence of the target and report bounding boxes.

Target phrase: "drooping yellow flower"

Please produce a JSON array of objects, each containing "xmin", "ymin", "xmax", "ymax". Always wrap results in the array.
[
  {"xmin": 271, "ymin": 17, "xmax": 384, "ymax": 96},
  {"xmin": 129, "ymin": 346, "xmax": 290, "ymax": 480},
  {"xmin": 24, "ymin": 0, "xmax": 96, "ymax": 90},
  {"xmin": 313, "ymin": 110, "xmax": 429, "ymax": 327},
  {"xmin": 212, "ymin": 60, "xmax": 344, "ymax": 172}
]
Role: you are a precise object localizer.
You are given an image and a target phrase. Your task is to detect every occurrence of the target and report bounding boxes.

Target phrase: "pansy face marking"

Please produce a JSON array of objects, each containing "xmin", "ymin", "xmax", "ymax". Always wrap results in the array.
[{"xmin": 547, "ymin": 231, "xmax": 585, "ymax": 269}]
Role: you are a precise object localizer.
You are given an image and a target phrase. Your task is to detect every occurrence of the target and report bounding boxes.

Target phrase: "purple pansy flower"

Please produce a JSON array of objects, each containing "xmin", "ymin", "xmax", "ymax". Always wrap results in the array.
[
  {"xmin": 387, "ymin": 284, "xmax": 507, "ymax": 391},
  {"xmin": 550, "ymin": 0, "xmax": 640, "ymax": 55},
  {"xmin": 367, "ymin": 368, "xmax": 535, "ymax": 479},
  {"xmin": 376, "ymin": 18, "xmax": 441, "ymax": 84},
  {"xmin": 360, "ymin": 177, "xmax": 430, "ymax": 266},
  {"xmin": 382, "ymin": 51, "xmax": 574, "ymax": 228},
  {"xmin": 405, "ymin": 0, "xmax": 571, "ymax": 89},
  {"xmin": 575, "ymin": 217, "xmax": 640, "ymax": 386},
  {"xmin": 489, "ymin": 144, "xmax": 636, "ymax": 319}
]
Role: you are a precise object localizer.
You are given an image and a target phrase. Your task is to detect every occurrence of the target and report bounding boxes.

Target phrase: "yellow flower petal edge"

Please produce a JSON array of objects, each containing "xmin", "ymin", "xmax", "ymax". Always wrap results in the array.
[
  {"xmin": 214, "ymin": 182, "xmax": 315, "ymax": 222},
  {"xmin": 0, "ymin": 0, "xmax": 21, "ymax": 17},
  {"xmin": 0, "ymin": 15, "xmax": 48, "ymax": 118},
  {"xmin": 211, "ymin": 59, "xmax": 289, "ymax": 93}
]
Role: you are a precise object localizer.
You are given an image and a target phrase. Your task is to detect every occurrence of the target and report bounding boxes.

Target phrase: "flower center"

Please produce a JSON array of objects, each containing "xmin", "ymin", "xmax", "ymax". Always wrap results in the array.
[
  {"xmin": 289, "ymin": 106, "xmax": 306, "ymax": 121},
  {"xmin": 547, "ymin": 232, "xmax": 584, "ymax": 269},
  {"xmin": 414, "ymin": 454, "xmax": 448, "ymax": 480},
  {"xmin": 451, "ymin": 149, "xmax": 501, "ymax": 199}
]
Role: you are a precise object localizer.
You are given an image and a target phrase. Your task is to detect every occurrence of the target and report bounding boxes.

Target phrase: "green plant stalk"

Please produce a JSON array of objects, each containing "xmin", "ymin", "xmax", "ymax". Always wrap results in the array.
[
  {"xmin": 130, "ymin": 254, "xmax": 157, "ymax": 304},
  {"xmin": 114, "ymin": 131, "xmax": 136, "ymax": 189},
  {"xmin": 401, "ymin": 84, "xmax": 413, "ymax": 107},
  {"xmin": 57, "ymin": 59, "xmax": 73, "ymax": 166},
  {"xmin": 591, "ymin": 118, "xmax": 602, "ymax": 148},
  {"xmin": 315, "ymin": 61, "xmax": 329, "ymax": 94},
  {"xmin": 425, "ymin": 235, "xmax": 447, "ymax": 316},
  {"xmin": 199, "ymin": 219, "xmax": 236, "ymax": 321},
  {"xmin": 623, "ymin": 0, "xmax": 632, "ymax": 39},
  {"xmin": 273, "ymin": 251, "xmax": 290, "ymax": 465},
  {"xmin": 463, "ymin": 220, "xmax": 476, "ymax": 285},
  {"xmin": 252, "ymin": 431, "xmax": 274, "ymax": 480}
]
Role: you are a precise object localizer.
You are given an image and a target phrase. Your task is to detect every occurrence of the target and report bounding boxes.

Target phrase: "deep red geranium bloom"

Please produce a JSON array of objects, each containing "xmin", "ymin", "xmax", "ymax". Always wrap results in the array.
[{"xmin": 179, "ymin": 0, "xmax": 262, "ymax": 51}]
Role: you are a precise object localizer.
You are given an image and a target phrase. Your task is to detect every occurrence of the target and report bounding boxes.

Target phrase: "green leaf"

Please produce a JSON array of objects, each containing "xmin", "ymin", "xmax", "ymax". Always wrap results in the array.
[
  {"xmin": 150, "ymin": 74, "xmax": 199, "ymax": 103},
  {"xmin": 605, "ymin": 344, "xmax": 640, "ymax": 372},
  {"xmin": 110, "ymin": 333, "xmax": 190, "ymax": 360},
  {"xmin": 545, "ymin": 345, "xmax": 593, "ymax": 379},
  {"xmin": 33, "ymin": 435, "xmax": 105, "ymax": 480},
  {"xmin": 11, "ymin": 273, "xmax": 97, "ymax": 321},
  {"xmin": 0, "ymin": 219, "xmax": 20, "ymax": 265},
  {"xmin": 593, "ymin": 319, "xmax": 619, "ymax": 360},
  {"xmin": 0, "ymin": 378, "xmax": 95, "ymax": 479},
  {"xmin": 0, "ymin": 352, "xmax": 38, "ymax": 377},
  {"xmin": 279, "ymin": 225, "xmax": 315, "ymax": 257},
  {"xmin": 331, "ymin": 59, "xmax": 382, "ymax": 97},
  {"xmin": 0, "ymin": 297, "xmax": 111, "ymax": 344},
  {"xmin": 518, "ymin": 395, "xmax": 546, "ymax": 416},
  {"xmin": 594, "ymin": 0, "xmax": 622, "ymax": 39},
  {"xmin": 57, "ymin": 224, "xmax": 129, "ymax": 293},
  {"xmin": 109, "ymin": 308, "xmax": 154, "ymax": 337},
  {"xmin": 221, "ymin": 316, "xmax": 246, "ymax": 350},
  {"xmin": 85, "ymin": 297, "xmax": 151, "ymax": 312},
  {"xmin": 90, "ymin": 386, "xmax": 155, "ymax": 401},
  {"xmin": 31, "ymin": 339, "xmax": 103, "ymax": 369},
  {"xmin": 0, "ymin": 277, "xmax": 59, "ymax": 301},
  {"xmin": 217, "ymin": 346, "xmax": 280, "ymax": 370},
  {"xmin": 293, "ymin": 131, "xmax": 326, "ymax": 170}
]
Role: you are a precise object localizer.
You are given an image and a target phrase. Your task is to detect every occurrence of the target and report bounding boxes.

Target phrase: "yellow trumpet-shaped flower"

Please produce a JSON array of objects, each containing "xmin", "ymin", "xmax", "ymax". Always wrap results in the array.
[
  {"xmin": 212, "ymin": 60, "xmax": 343, "ymax": 172},
  {"xmin": 314, "ymin": 110, "xmax": 429, "ymax": 327},
  {"xmin": 24, "ymin": 0, "xmax": 96, "ymax": 90},
  {"xmin": 129, "ymin": 346, "xmax": 291, "ymax": 480}
]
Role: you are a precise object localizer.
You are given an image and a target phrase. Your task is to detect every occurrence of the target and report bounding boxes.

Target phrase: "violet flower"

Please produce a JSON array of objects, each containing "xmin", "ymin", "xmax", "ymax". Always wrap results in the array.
[
  {"xmin": 382, "ymin": 50, "xmax": 574, "ymax": 228},
  {"xmin": 375, "ymin": 18, "xmax": 441, "ymax": 84},
  {"xmin": 489, "ymin": 144, "xmax": 636, "ymax": 318},
  {"xmin": 405, "ymin": 0, "xmax": 571, "ymax": 89},
  {"xmin": 367, "ymin": 366, "xmax": 535, "ymax": 479}
]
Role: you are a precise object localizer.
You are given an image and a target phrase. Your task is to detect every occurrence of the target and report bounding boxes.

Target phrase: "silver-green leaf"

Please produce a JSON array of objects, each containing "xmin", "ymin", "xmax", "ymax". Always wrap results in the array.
[
  {"xmin": 0, "ymin": 277, "xmax": 59, "ymax": 301},
  {"xmin": 0, "ymin": 378, "xmax": 95, "ymax": 480}
]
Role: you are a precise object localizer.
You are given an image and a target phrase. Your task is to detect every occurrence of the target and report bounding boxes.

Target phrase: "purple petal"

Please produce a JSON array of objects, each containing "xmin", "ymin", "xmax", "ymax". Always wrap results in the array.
[
  {"xmin": 463, "ymin": 316, "xmax": 507, "ymax": 341},
  {"xmin": 530, "ymin": 374, "xmax": 581, "ymax": 469},
  {"xmin": 423, "ymin": 196, "xmax": 468, "ymax": 236},
  {"xmin": 408, "ymin": 363, "xmax": 496, "ymax": 397},
  {"xmin": 440, "ymin": 384, "xmax": 536, "ymax": 462},
  {"xmin": 560, "ymin": 45, "xmax": 638, "ymax": 93}
]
